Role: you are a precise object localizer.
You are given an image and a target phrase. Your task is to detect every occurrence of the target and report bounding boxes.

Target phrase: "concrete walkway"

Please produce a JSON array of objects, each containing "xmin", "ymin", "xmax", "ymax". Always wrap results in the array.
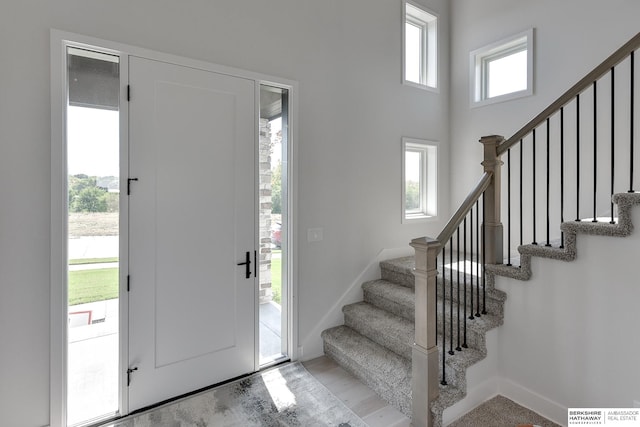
[{"xmin": 68, "ymin": 235, "xmax": 118, "ymax": 260}]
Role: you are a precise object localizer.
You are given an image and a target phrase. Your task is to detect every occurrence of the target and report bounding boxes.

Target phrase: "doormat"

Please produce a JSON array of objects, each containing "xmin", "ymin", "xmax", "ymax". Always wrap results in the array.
[{"xmin": 109, "ymin": 362, "xmax": 367, "ymax": 427}]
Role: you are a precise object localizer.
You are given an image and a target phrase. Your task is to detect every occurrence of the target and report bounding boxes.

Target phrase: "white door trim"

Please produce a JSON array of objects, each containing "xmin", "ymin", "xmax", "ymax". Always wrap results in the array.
[{"xmin": 50, "ymin": 29, "xmax": 299, "ymax": 427}]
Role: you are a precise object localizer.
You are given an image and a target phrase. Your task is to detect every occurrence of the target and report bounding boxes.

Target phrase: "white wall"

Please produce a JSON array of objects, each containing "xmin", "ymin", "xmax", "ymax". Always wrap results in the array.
[
  {"xmin": 449, "ymin": 0, "xmax": 640, "ymax": 208},
  {"xmin": 0, "ymin": 1, "xmax": 449, "ymax": 426},
  {"xmin": 449, "ymin": 2, "xmax": 640, "ymax": 422},
  {"xmin": 496, "ymin": 205, "xmax": 640, "ymax": 422}
]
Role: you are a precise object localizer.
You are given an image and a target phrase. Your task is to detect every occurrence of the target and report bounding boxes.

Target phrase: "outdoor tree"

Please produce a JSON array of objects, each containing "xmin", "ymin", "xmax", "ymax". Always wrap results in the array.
[
  {"xmin": 73, "ymin": 186, "xmax": 108, "ymax": 212},
  {"xmin": 405, "ymin": 181, "xmax": 420, "ymax": 211},
  {"xmin": 68, "ymin": 174, "xmax": 110, "ymax": 212}
]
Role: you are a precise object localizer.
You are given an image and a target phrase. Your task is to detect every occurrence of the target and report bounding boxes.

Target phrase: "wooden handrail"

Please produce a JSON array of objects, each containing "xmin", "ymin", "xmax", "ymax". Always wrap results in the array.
[
  {"xmin": 497, "ymin": 31, "xmax": 640, "ymax": 156},
  {"xmin": 437, "ymin": 171, "xmax": 493, "ymax": 244}
]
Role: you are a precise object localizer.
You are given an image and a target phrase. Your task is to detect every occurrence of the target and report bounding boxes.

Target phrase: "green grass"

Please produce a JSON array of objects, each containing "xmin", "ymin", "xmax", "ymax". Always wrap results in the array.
[
  {"xmin": 68, "ymin": 268, "xmax": 118, "ymax": 306},
  {"xmin": 67, "ymin": 254, "xmax": 282, "ymax": 306},
  {"xmin": 69, "ymin": 257, "xmax": 119, "ymax": 265},
  {"xmin": 271, "ymin": 252, "xmax": 281, "ymax": 305}
]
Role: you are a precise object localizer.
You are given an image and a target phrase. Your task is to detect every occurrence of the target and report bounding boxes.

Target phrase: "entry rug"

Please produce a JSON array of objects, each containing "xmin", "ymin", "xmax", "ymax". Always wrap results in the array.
[{"xmin": 110, "ymin": 362, "xmax": 367, "ymax": 427}]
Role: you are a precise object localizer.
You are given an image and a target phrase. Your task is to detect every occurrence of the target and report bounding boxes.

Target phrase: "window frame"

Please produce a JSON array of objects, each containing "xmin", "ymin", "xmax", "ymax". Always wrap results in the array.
[
  {"xmin": 402, "ymin": 137, "xmax": 438, "ymax": 223},
  {"xmin": 402, "ymin": 0, "xmax": 438, "ymax": 91},
  {"xmin": 470, "ymin": 28, "xmax": 534, "ymax": 107}
]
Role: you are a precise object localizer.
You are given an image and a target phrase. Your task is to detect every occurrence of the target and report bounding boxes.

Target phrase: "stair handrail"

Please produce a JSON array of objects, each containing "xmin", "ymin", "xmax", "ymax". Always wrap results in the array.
[
  {"xmin": 436, "ymin": 171, "xmax": 492, "ymax": 244},
  {"xmin": 497, "ymin": 31, "xmax": 640, "ymax": 156}
]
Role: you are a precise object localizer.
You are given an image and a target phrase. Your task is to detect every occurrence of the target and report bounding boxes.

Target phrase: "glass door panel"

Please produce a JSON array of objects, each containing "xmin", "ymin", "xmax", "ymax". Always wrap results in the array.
[
  {"xmin": 259, "ymin": 85, "xmax": 289, "ymax": 366},
  {"xmin": 66, "ymin": 47, "xmax": 120, "ymax": 426}
]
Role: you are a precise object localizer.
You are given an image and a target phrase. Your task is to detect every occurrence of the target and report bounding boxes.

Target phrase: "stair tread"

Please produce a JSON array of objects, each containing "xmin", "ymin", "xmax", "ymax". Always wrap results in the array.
[
  {"xmin": 343, "ymin": 302, "xmax": 414, "ymax": 358},
  {"xmin": 322, "ymin": 325, "xmax": 412, "ymax": 416},
  {"xmin": 436, "ymin": 339, "xmax": 485, "ymax": 371},
  {"xmin": 437, "ymin": 299, "xmax": 503, "ymax": 334},
  {"xmin": 322, "ymin": 325, "xmax": 411, "ymax": 386},
  {"xmin": 363, "ymin": 279, "xmax": 414, "ymax": 308},
  {"xmin": 380, "ymin": 256, "xmax": 414, "ymax": 274}
]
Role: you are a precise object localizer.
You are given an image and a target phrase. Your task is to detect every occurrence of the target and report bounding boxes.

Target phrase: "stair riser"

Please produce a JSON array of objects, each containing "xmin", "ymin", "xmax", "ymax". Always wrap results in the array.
[
  {"xmin": 344, "ymin": 309, "xmax": 487, "ymax": 360},
  {"xmin": 363, "ymin": 289, "xmax": 414, "ymax": 321},
  {"xmin": 364, "ymin": 283, "xmax": 504, "ymax": 321},
  {"xmin": 322, "ymin": 339, "xmax": 412, "ymax": 416},
  {"xmin": 343, "ymin": 311, "xmax": 413, "ymax": 360},
  {"xmin": 379, "ymin": 266, "xmax": 505, "ymax": 317},
  {"xmin": 436, "ymin": 279, "xmax": 504, "ymax": 318},
  {"xmin": 380, "ymin": 268, "xmax": 415, "ymax": 288},
  {"xmin": 436, "ymin": 318, "xmax": 486, "ymax": 353}
]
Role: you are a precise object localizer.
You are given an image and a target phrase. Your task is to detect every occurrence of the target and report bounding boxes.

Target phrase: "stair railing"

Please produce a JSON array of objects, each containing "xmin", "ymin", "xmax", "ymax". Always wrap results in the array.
[{"xmin": 411, "ymin": 31, "xmax": 640, "ymax": 427}]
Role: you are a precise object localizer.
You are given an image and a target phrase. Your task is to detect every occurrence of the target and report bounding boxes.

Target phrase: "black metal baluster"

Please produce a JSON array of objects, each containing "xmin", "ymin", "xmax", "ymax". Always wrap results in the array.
[
  {"xmin": 611, "ymin": 67, "xmax": 616, "ymax": 224},
  {"xmin": 469, "ymin": 206, "xmax": 475, "ymax": 320},
  {"xmin": 546, "ymin": 118, "xmax": 551, "ymax": 247},
  {"xmin": 441, "ymin": 248, "xmax": 447, "ymax": 385},
  {"xmin": 630, "ymin": 51, "xmax": 635, "ymax": 193},
  {"xmin": 532, "ymin": 129, "xmax": 538, "ymax": 245},
  {"xmin": 507, "ymin": 148, "xmax": 512, "ymax": 265},
  {"xmin": 481, "ymin": 192, "xmax": 487, "ymax": 315},
  {"xmin": 449, "ymin": 238, "xmax": 454, "ymax": 355},
  {"xmin": 463, "ymin": 216, "xmax": 468, "ymax": 348},
  {"xmin": 476, "ymin": 199, "xmax": 480, "ymax": 318},
  {"xmin": 560, "ymin": 107, "xmax": 565, "ymax": 248},
  {"xmin": 593, "ymin": 80, "xmax": 598, "ymax": 223},
  {"xmin": 576, "ymin": 93, "xmax": 582, "ymax": 222},
  {"xmin": 456, "ymin": 228, "xmax": 461, "ymax": 352},
  {"xmin": 520, "ymin": 140, "xmax": 524, "ymax": 249}
]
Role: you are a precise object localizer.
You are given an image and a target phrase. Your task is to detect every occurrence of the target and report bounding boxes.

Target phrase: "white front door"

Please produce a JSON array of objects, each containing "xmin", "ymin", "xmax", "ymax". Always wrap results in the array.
[{"xmin": 127, "ymin": 56, "xmax": 256, "ymax": 412}]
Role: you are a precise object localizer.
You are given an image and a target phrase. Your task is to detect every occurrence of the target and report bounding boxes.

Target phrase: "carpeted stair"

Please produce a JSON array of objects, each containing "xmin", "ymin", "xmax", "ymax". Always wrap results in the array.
[
  {"xmin": 321, "ymin": 255, "xmax": 507, "ymax": 425},
  {"xmin": 322, "ymin": 192, "xmax": 640, "ymax": 426}
]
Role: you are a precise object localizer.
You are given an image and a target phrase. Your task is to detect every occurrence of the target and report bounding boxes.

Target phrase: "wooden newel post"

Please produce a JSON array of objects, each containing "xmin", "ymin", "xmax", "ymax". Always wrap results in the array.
[
  {"xmin": 410, "ymin": 236, "xmax": 440, "ymax": 427},
  {"xmin": 480, "ymin": 135, "xmax": 504, "ymax": 265}
]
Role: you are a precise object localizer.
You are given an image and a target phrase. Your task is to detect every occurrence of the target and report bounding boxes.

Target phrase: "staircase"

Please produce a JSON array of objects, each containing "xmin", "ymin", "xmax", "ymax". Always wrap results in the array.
[
  {"xmin": 322, "ymin": 256, "xmax": 506, "ymax": 425},
  {"xmin": 322, "ymin": 31, "xmax": 640, "ymax": 427}
]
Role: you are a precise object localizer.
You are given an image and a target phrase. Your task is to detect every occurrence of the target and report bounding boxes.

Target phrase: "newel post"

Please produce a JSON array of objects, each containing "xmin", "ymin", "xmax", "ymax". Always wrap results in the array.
[
  {"xmin": 480, "ymin": 135, "xmax": 505, "ymax": 265},
  {"xmin": 410, "ymin": 236, "xmax": 440, "ymax": 427}
]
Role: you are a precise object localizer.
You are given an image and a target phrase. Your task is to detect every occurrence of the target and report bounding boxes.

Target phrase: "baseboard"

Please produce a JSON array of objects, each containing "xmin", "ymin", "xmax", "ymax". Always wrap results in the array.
[
  {"xmin": 299, "ymin": 246, "xmax": 413, "ymax": 361},
  {"xmin": 498, "ymin": 378, "xmax": 567, "ymax": 427}
]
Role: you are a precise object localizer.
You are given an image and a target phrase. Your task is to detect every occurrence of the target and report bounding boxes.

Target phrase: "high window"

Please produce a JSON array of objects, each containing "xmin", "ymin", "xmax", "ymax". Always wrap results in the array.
[
  {"xmin": 403, "ymin": 1, "xmax": 437, "ymax": 89},
  {"xmin": 402, "ymin": 138, "xmax": 437, "ymax": 221},
  {"xmin": 471, "ymin": 29, "xmax": 534, "ymax": 106}
]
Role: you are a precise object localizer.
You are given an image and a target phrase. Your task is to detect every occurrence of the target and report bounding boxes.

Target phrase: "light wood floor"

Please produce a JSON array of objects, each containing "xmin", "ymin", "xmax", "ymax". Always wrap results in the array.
[{"xmin": 303, "ymin": 356, "xmax": 411, "ymax": 427}]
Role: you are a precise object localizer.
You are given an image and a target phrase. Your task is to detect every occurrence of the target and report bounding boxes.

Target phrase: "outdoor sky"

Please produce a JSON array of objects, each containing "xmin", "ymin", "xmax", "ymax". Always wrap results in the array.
[
  {"xmin": 68, "ymin": 106, "xmax": 283, "ymax": 177},
  {"xmin": 67, "ymin": 106, "xmax": 119, "ymax": 177}
]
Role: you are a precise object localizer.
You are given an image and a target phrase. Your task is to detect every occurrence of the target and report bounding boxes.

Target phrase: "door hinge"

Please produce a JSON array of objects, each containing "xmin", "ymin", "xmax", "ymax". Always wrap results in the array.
[
  {"xmin": 127, "ymin": 275, "xmax": 130, "ymax": 292},
  {"xmin": 127, "ymin": 177, "xmax": 139, "ymax": 195},
  {"xmin": 127, "ymin": 85, "xmax": 131, "ymax": 101},
  {"xmin": 127, "ymin": 367, "xmax": 138, "ymax": 386}
]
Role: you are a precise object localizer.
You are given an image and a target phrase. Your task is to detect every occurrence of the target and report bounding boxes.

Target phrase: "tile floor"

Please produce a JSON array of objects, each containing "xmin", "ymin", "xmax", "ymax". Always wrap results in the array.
[{"xmin": 303, "ymin": 356, "xmax": 411, "ymax": 427}]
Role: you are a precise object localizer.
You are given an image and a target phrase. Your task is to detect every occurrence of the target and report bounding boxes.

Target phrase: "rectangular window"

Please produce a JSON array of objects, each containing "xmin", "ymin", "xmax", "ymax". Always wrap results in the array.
[
  {"xmin": 471, "ymin": 29, "xmax": 534, "ymax": 107},
  {"xmin": 403, "ymin": 1, "xmax": 437, "ymax": 89},
  {"xmin": 66, "ymin": 46, "xmax": 120, "ymax": 426},
  {"xmin": 402, "ymin": 138, "xmax": 437, "ymax": 221},
  {"xmin": 259, "ymin": 84, "xmax": 290, "ymax": 368}
]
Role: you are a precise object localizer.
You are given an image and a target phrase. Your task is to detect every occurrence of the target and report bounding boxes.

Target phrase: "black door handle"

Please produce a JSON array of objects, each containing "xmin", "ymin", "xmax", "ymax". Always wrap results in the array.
[{"xmin": 237, "ymin": 251, "xmax": 251, "ymax": 279}]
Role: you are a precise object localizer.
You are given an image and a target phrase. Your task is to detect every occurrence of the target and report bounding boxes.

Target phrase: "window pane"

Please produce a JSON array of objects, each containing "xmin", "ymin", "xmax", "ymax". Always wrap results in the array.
[
  {"xmin": 405, "ymin": 22, "xmax": 422, "ymax": 84},
  {"xmin": 487, "ymin": 49, "xmax": 527, "ymax": 98},
  {"xmin": 259, "ymin": 85, "xmax": 289, "ymax": 367},
  {"xmin": 405, "ymin": 150, "xmax": 422, "ymax": 211},
  {"xmin": 66, "ymin": 47, "xmax": 120, "ymax": 426}
]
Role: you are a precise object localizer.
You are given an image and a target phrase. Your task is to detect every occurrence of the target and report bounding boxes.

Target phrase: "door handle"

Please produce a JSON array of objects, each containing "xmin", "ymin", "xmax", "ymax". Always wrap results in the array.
[{"xmin": 237, "ymin": 251, "xmax": 251, "ymax": 279}]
